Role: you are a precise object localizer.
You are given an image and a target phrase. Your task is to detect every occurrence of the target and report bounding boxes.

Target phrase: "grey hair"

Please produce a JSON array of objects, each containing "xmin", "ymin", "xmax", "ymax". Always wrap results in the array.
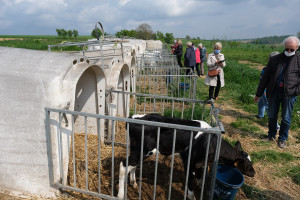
[
  {"xmin": 213, "ymin": 42, "xmax": 222, "ymax": 49},
  {"xmin": 187, "ymin": 41, "xmax": 192, "ymax": 46},
  {"xmin": 283, "ymin": 36, "xmax": 300, "ymax": 46},
  {"xmin": 198, "ymin": 43, "xmax": 203, "ymax": 48}
]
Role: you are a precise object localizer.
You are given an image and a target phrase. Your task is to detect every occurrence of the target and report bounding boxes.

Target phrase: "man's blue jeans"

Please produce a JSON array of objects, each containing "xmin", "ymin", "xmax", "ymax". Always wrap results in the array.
[{"xmin": 267, "ymin": 88, "xmax": 297, "ymax": 141}]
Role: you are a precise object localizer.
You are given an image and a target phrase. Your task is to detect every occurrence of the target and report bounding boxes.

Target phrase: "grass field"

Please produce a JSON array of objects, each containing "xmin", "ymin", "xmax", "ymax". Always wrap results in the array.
[{"xmin": 1, "ymin": 35, "xmax": 299, "ymax": 200}]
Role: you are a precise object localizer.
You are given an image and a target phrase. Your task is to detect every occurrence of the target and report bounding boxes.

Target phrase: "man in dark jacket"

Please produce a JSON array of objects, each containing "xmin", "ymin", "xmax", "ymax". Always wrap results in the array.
[
  {"xmin": 254, "ymin": 36, "xmax": 300, "ymax": 148},
  {"xmin": 184, "ymin": 41, "xmax": 196, "ymax": 75}
]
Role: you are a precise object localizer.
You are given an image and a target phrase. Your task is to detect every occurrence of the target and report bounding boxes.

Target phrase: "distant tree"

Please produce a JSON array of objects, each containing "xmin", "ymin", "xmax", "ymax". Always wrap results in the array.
[
  {"xmin": 164, "ymin": 33, "xmax": 174, "ymax": 44},
  {"xmin": 73, "ymin": 29, "xmax": 79, "ymax": 40},
  {"xmin": 156, "ymin": 31, "xmax": 164, "ymax": 42},
  {"xmin": 186, "ymin": 35, "xmax": 191, "ymax": 40},
  {"xmin": 91, "ymin": 28, "xmax": 103, "ymax": 39},
  {"xmin": 61, "ymin": 29, "xmax": 67, "ymax": 39},
  {"xmin": 115, "ymin": 29, "xmax": 137, "ymax": 38},
  {"xmin": 136, "ymin": 23, "xmax": 153, "ymax": 40},
  {"xmin": 298, "ymin": 31, "xmax": 300, "ymax": 39},
  {"xmin": 67, "ymin": 30, "xmax": 73, "ymax": 39},
  {"xmin": 152, "ymin": 33, "xmax": 157, "ymax": 40},
  {"xmin": 56, "ymin": 29, "xmax": 62, "ymax": 38}
]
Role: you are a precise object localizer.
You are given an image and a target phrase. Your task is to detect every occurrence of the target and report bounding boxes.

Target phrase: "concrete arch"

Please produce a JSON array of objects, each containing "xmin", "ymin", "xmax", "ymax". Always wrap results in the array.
[
  {"xmin": 124, "ymin": 55, "xmax": 136, "ymax": 93},
  {"xmin": 106, "ymin": 62, "xmax": 130, "ymax": 118},
  {"xmin": 60, "ymin": 62, "xmax": 106, "ymax": 136}
]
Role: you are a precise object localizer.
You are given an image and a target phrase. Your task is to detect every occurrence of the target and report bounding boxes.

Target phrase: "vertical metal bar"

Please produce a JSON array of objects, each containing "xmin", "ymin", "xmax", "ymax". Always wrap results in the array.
[
  {"xmin": 143, "ymin": 67, "xmax": 146, "ymax": 94},
  {"xmin": 143, "ymin": 97, "xmax": 146, "ymax": 114},
  {"xmin": 183, "ymin": 131, "xmax": 193, "ymax": 200},
  {"xmin": 138, "ymin": 125, "xmax": 145, "ymax": 200},
  {"xmin": 191, "ymin": 101, "xmax": 195, "ymax": 120},
  {"xmin": 172, "ymin": 100, "xmax": 174, "ymax": 117},
  {"xmin": 208, "ymin": 134, "xmax": 222, "ymax": 200},
  {"xmin": 193, "ymin": 76, "xmax": 197, "ymax": 100},
  {"xmin": 181, "ymin": 101, "xmax": 185, "ymax": 119},
  {"xmin": 168, "ymin": 129, "xmax": 177, "ymax": 200},
  {"xmin": 111, "ymin": 120, "xmax": 116, "ymax": 196},
  {"xmin": 162, "ymin": 99, "xmax": 165, "ymax": 115},
  {"xmin": 84, "ymin": 116, "xmax": 88, "ymax": 190},
  {"xmin": 71, "ymin": 115, "xmax": 76, "ymax": 188},
  {"xmin": 45, "ymin": 110, "xmax": 54, "ymax": 185},
  {"xmin": 125, "ymin": 93, "xmax": 128, "ymax": 117},
  {"xmin": 97, "ymin": 118, "xmax": 101, "ymax": 194},
  {"xmin": 153, "ymin": 97, "xmax": 156, "ymax": 113},
  {"xmin": 134, "ymin": 93, "xmax": 137, "ymax": 115},
  {"xmin": 124, "ymin": 122, "xmax": 130, "ymax": 200},
  {"xmin": 199, "ymin": 134, "xmax": 211, "ymax": 200},
  {"xmin": 58, "ymin": 112, "xmax": 64, "ymax": 185},
  {"xmin": 201, "ymin": 103, "xmax": 206, "ymax": 121},
  {"xmin": 153, "ymin": 127, "xmax": 161, "ymax": 200},
  {"xmin": 177, "ymin": 74, "xmax": 180, "ymax": 97}
]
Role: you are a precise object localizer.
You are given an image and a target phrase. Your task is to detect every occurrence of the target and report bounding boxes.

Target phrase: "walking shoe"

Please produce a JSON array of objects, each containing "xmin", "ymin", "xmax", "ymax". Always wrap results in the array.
[
  {"xmin": 278, "ymin": 140, "xmax": 287, "ymax": 148},
  {"xmin": 262, "ymin": 137, "xmax": 276, "ymax": 142}
]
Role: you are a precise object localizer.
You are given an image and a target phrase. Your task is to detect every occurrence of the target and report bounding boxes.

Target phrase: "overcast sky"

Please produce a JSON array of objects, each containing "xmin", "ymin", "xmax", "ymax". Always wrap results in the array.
[{"xmin": 1, "ymin": 0, "xmax": 299, "ymax": 40}]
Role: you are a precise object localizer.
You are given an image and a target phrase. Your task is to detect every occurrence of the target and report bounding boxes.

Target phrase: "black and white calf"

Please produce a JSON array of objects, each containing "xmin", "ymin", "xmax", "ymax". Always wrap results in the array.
[
  {"xmin": 181, "ymin": 133, "xmax": 255, "ymax": 199},
  {"xmin": 117, "ymin": 113, "xmax": 211, "ymax": 199},
  {"xmin": 117, "ymin": 114, "xmax": 255, "ymax": 199}
]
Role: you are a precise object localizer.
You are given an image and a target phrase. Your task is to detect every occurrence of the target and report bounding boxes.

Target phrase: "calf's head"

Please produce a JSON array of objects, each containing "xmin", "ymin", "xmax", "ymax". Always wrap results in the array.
[{"xmin": 233, "ymin": 141, "xmax": 255, "ymax": 177}]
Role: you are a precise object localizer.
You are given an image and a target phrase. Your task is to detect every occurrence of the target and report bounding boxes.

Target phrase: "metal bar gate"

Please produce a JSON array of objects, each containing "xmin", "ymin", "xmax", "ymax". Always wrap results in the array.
[{"xmin": 45, "ymin": 96, "xmax": 224, "ymax": 200}]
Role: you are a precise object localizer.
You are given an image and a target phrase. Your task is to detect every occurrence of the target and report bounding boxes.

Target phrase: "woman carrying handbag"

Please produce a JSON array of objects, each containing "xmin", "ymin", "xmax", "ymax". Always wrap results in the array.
[{"xmin": 204, "ymin": 42, "xmax": 226, "ymax": 100}]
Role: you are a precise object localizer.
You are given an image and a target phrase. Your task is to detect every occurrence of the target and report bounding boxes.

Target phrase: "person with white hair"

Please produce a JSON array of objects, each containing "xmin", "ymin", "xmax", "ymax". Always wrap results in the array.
[
  {"xmin": 254, "ymin": 36, "xmax": 300, "ymax": 148},
  {"xmin": 204, "ymin": 42, "xmax": 226, "ymax": 100},
  {"xmin": 199, "ymin": 43, "xmax": 207, "ymax": 75}
]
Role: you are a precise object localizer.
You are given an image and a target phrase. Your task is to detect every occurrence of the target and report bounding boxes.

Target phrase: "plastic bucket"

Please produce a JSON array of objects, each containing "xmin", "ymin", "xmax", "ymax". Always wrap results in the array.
[
  {"xmin": 180, "ymin": 83, "xmax": 189, "ymax": 91},
  {"xmin": 214, "ymin": 164, "xmax": 244, "ymax": 200}
]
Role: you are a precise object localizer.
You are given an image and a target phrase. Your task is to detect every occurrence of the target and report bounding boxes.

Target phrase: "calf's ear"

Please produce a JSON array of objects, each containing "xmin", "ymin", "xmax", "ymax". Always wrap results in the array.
[{"xmin": 235, "ymin": 141, "xmax": 242, "ymax": 151}]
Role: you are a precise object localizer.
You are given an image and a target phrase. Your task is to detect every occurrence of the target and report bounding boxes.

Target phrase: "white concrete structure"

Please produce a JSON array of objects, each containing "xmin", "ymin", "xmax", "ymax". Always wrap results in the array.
[
  {"xmin": 0, "ymin": 38, "xmax": 162, "ymax": 197},
  {"xmin": 0, "ymin": 47, "xmax": 106, "ymax": 196}
]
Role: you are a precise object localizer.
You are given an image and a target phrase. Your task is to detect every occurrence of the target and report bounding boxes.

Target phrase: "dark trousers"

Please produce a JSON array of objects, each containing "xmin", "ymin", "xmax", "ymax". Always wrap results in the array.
[
  {"xmin": 176, "ymin": 55, "xmax": 183, "ymax": 67},
  {"xmin": 209, "ymin": 74, "xmax": 221, "ymax": 99},
  {"xmin": 195, "ymin": 63, "xmax": 201, "ymax": 76},
  {"xmin": 267, "ymin": 87, "xmax": 297, "ymax": 141},
  {"xmin": 186, "ymin": 66, "xmax": 194, "ymax": 75}
]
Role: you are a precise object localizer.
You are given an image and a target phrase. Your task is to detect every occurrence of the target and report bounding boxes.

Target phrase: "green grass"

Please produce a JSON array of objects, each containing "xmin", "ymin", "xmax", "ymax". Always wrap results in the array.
[
  {"xmin": 250, "ymin": 150, "xmax": 300, "ymax": 186},
  {"xmin": 0, "ymin": 35, "xmax": 93, "ymax": 51},
  {"xmin": 251, "ymin": 150, "xmax": 296, "ymax": 164},
  {"xmin": 230, "ymin": 118, "xmax": 262, "ymax": 136},
  {"xmin": 240, "ymin": 184, "xmax": 268, "ymax": 200},
  {"xmin": 286, "ymin": 165, "xmax": 300, "ymax": 185}
]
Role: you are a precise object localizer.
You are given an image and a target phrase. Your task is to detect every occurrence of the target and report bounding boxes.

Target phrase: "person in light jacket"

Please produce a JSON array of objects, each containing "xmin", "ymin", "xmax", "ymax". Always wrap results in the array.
[{"xmin": 204, "ymin": 42, "xmax": 226, "ymax": 100}]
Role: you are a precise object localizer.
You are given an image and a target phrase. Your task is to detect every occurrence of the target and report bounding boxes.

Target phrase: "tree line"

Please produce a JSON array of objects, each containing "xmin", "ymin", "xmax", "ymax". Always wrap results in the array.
[
  {"xmin": 56, "ymin": 23, "xmax": 175, "ymax": 44},
  {"xmin": 56, "ymin": 29, "xmax": 79, "ymax": 39},
  {"xmin": 56, "ymin": 25, "xmax": 300, "ymax": 45}
]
